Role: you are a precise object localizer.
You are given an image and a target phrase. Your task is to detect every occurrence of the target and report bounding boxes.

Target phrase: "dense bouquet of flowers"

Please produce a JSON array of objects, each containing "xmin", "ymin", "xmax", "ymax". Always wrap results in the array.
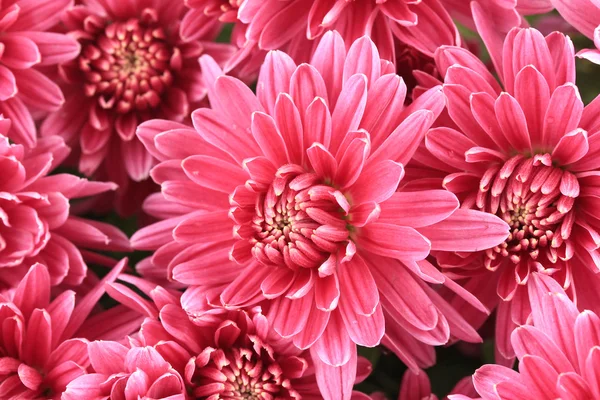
[{"xmin": 1, "ymin": 0, "xmax": 600, "ymax": 399}]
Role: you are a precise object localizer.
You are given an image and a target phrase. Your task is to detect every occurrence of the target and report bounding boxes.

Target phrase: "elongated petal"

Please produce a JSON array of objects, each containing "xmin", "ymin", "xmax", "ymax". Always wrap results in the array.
[{"xmin": 417, "ymin": 209, "xmax": 509, "ymax": 252}]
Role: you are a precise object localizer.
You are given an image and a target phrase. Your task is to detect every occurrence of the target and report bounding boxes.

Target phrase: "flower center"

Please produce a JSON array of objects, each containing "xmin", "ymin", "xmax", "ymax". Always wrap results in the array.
[
  {"xmin": 193, "ymin": 348, "xmax": 299, "ymax": 399},
  {"xmin": 234, "ymin": 165, "xmax": 351, "ymax": 271},
  {"xmin": 481, "ymin": 154, "xmax": 578, "ymax": 270},
  {"xmin": 78, "ymin": 15, "xmax": 174, "ymax": 114}
]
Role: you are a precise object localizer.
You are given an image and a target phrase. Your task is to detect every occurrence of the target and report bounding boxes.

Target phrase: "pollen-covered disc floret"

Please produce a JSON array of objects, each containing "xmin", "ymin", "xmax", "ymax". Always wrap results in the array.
[
  {"xmin": 79, "ymin": 16, "xmax": 174, "ymax": 114},
  {"xmin": 482, "ymin": 154, "xmax": 577, "ymax": 270}
]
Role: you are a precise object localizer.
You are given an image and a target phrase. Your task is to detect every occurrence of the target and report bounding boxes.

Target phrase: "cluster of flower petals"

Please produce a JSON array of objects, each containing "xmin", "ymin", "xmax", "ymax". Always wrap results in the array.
[{"xmin": 0, "ymin": 120, "xmax": 129, "ymax": 288}]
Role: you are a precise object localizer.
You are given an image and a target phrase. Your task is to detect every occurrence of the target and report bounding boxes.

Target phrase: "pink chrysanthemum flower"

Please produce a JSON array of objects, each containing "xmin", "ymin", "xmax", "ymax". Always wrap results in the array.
[
  {"xmin": 0, "ymin": 118, "xmax": 129, "ymax": 288},
  {"xmin": 65, "ymin": 280, "xmax": 324, "ymax": 399},
  {"xmin": 0, "ymin": 0, "xmax": 80, "ymax": 147},
  {"xmin": 233, "ymin": 0, "xmax": 461, "ymax": 61},
  {"xmin": 0, "ymin": 260, "xmax": 127, "ymax": 398},
  {"xmin": 413, "ymin": 27, "xmax": 600, "ymax": 363},
  {"xmin": 457, "ymin": 273, "xmax": 600, "ymax": 400},
  {"xmin": 41, "ymin": 0, "xmax": 232, "ymax": 183},
  {"xmin": 132, "ymin": 31, "xmax": 509, "ymax": 397}
]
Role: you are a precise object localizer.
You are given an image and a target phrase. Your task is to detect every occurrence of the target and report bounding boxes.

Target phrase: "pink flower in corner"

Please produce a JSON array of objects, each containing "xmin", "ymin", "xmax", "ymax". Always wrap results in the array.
[
  {"xmin": 0, "ymin": 260, "xmax": 127, "ymax": 398},
  {"xmin": 132, "ymin": 31, "xmax": 509, "ymax": 399},
  {"xmin": 41, "ymin": 0, "xmax": 234, "ymax": 184},
  {"xmin": 0, "ymin": 0, "xmax": 80, "ymax": 147},
  {"xmin": 0, "ymin": 118, "xmax": 129, "ymax": 288},
  {"xmin": 415, "ymin": 27, "xmax": 600, "ymax": 364},
  {"xmin": 462, "ymin": 273, "xmax": 600, "ymax": 399}
]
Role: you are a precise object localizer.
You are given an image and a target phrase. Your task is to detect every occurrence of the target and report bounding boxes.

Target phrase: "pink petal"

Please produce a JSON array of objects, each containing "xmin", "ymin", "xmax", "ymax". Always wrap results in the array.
[
  {"xmin": 347, "ymin": 160, "xmax": 404, "ymax": 205},
  {"xmin": 312, "ymin": 345, "xmax": 357, "ymax": 400},
  {"xmin": 313, "ymin": 311, "xmax": 354, "ymax": 366},
  {"xmin": 368, "ymin": 109, "xmax": 435, "ymax": 166},
  {"xmin": 542, "ymin": 83, "xmax": 584, "ymax": 148},
  {"xmin": 343, "ymin": 36, "xmax": 380, "ymax": 86},
  {"xmin": 13, "ymin": 263, "xmax": 50, "ymax": 319},
  {"xmin": 495, "ymin": 92, "xmax": 532, "ymax": 152},
  {"xmin": 330, "ymin": 74, "xmax": 368, "ymax": 154},
  {"xmin": 358, "ymin": 223, "xmax": 430, "ymax": 261},
  {"xmin": 379, "ymin": 190, "xmax": 459, "ymax": 228},
  {"xmin": 417, "ymin": 209, "xmax": 509, "ymax": 252},
  {"xmin": 88, "ymin": 341, "xmax": 129, "ymax": 375},
  {"xmin": 256, "ymin": 50, "xmax": 296, "ymax": 115}
]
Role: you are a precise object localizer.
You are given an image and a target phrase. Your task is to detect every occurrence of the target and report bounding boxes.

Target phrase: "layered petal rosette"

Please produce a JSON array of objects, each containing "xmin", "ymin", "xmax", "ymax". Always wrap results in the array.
[
  {"xmin": 41, "ymin": 0, "xmax": 233, "ymax": 183},
  {"xmin": 0, "ymin": 0, "xmax": 80, "ymax": 147},
  {"xmin": 0, "ymin": 260, "xmax": 127, "ymax": 398},
  {"xmin": 0, "ymin": 119, "xmax": 129, "ymax": 288},
  {"xmin": 415, "ymin": 27, "xmax": 600, "ymax": 363},
  {"xmin": 461, "ymin": 273, "xmax": 600, "ymax": 400},
  {"xmin": 132, "ymin": 31, "xmax": 509, "ymax": 398}
]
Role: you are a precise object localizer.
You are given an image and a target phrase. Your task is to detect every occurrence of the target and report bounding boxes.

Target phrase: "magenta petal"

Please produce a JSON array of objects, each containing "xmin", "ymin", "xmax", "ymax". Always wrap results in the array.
[{"xmin": 312, "ymin": 344, "xmax": 357, "ymax": 400}]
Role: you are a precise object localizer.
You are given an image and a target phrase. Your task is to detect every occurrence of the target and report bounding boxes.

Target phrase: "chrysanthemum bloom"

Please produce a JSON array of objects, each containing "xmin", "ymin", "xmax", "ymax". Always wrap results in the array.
[
  {"xmin": 132, "ymin": 31, "xmax": 509, "ymax": 397},
  {"xmin": 65, "ymin": 280, "xmax": 324, "ymax": 399},
  {"xmin": 0, "ymin": 260, "xmax": 127, "ymax": 398},
  {"xmin": 0, "ymin": 118, "xmax": 129, "ymax": 288},
  {"xmin": 415, "ymin": 27, "xmax": 600, "ymax": 363},
  {"xmin": 234, "ymin": 0, "xmax": 462, "ymax": 61},
  {"xmin": 41, "ymin": 0, "xmax": 232, "ymax": 183},
  {"xmin": 457, "ymin": 273, "xmax": 600, "ymax": 400},
  {"xmin": 0, "ymin": 0, "xmax": 80, "ymax": 147}
]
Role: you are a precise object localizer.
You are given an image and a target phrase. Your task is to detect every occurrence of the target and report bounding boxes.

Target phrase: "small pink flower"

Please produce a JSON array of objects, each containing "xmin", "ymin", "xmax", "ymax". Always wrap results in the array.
[
  {"xmin": 415, "ymin": 27, "xmax": 600, "ymax": 363},
  {"xmin": 0, "ymin": 260, "xmax": 127, "ymax": 398},
  {"xmin": 463, "ymin": 273, "xmax": 600, "ymax": 399},
  {"xmin": 132, "ymin": 32, "xmax": 509, "ymax": 398},
  {"xmin": 41, "ymin": 0, "xmax": 233, "ymax": 184},
  {"xmin": 0, "ymin": 118, "xmax": 129, "ymax": 287}
]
